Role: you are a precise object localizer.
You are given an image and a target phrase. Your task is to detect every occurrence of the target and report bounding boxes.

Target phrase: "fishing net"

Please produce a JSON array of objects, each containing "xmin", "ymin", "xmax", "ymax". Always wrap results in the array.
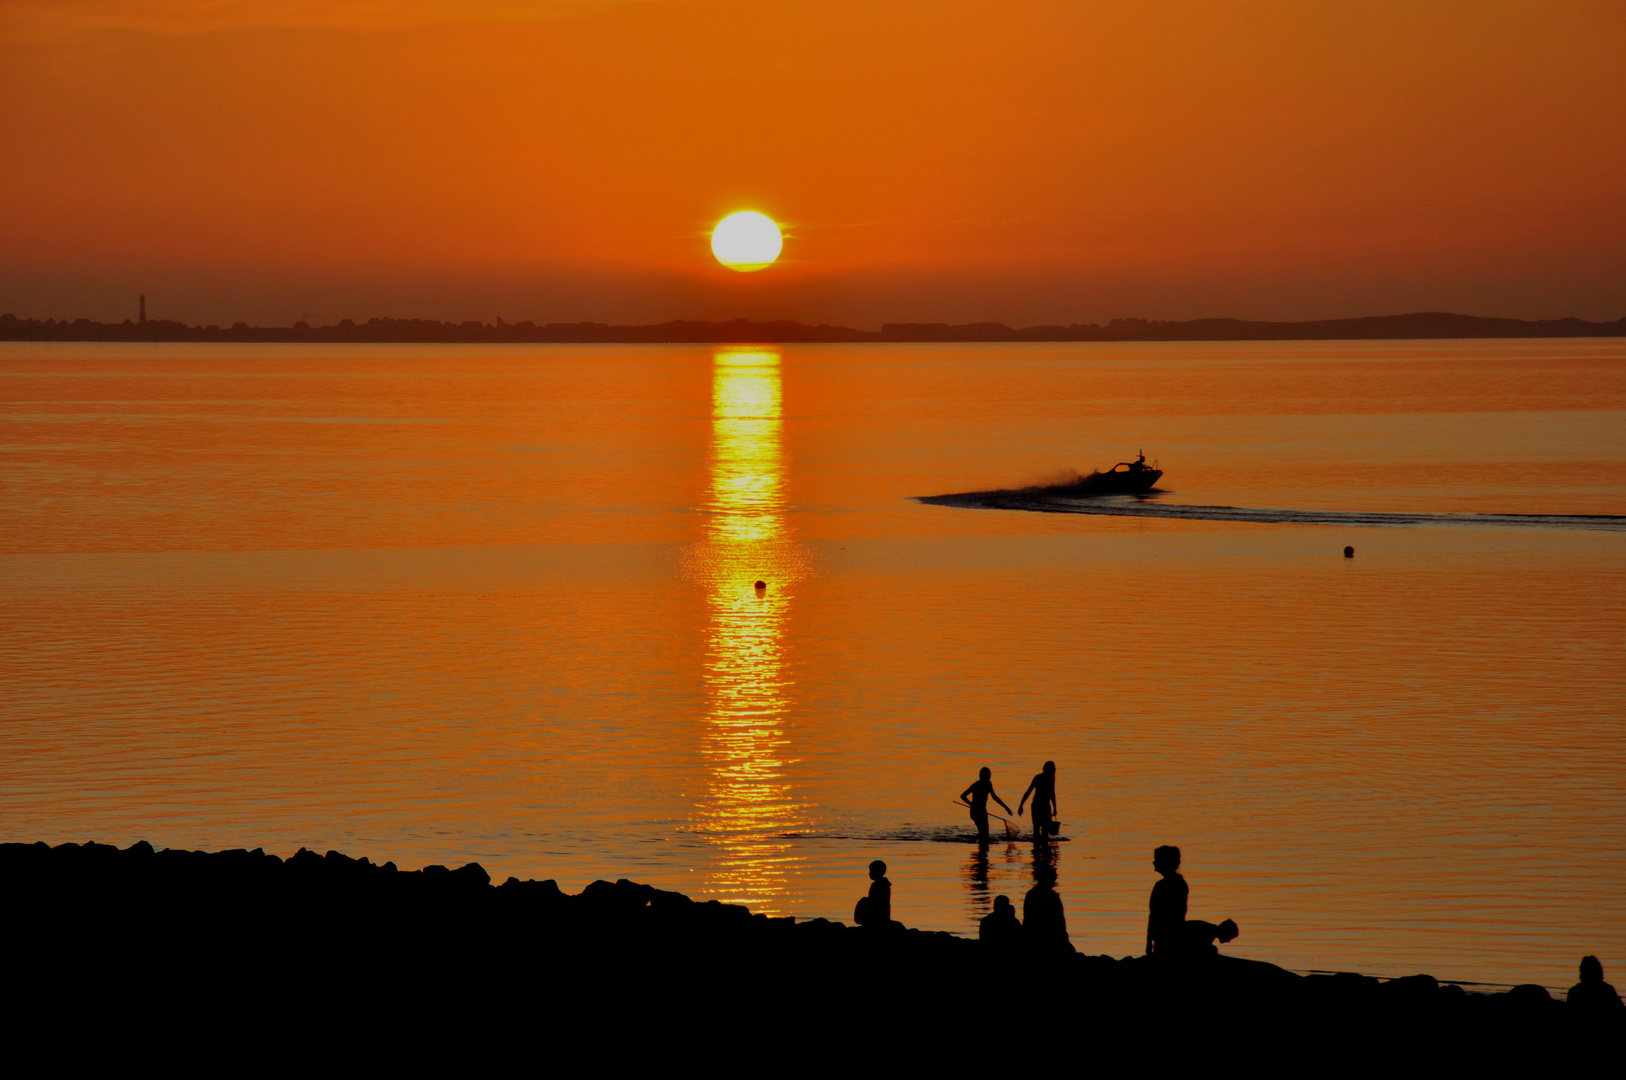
[{"xmin": 955, "ymin": 801, "xmax": 1024, "ymax": 841}]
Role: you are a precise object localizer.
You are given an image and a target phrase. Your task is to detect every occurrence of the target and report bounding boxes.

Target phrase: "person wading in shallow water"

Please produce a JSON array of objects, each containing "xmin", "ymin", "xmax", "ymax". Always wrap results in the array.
[
  {"xmin": 960, "ymin": 766, "xmax": 1013, "ymax": 844},
  {"xmin": 1017, "ymin": 761, "xmax": 1058, "ymax": 844}
]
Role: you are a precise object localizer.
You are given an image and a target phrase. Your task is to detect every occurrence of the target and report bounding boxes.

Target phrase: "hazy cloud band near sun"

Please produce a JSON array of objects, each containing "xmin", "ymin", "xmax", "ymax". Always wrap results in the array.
[
  {"xmin": 0, "ymin": 0, "xmax": 664, "ymax": 41},
  {"xmin": 4, "ymin": 1, "xmax": 1622, "ymax": 325}
]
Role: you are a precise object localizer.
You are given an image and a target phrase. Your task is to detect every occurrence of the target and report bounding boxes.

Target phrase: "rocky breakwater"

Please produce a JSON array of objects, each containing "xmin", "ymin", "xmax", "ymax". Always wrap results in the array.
[{"xmin": 3, "ymin": 841, "xmax": 1617, "ymax": 1070}]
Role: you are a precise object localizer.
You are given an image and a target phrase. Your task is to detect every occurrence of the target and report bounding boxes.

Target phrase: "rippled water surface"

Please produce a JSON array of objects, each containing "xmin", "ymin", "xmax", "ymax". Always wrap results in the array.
[{"xmin": 3, "ymin": 339, "xmax": 1624, "ymax": 989}]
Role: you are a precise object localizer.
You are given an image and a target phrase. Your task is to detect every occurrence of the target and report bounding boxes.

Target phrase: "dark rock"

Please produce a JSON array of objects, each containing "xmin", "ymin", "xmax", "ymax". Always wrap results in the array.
[
  {"xmin": 288, "ymin": 847, "xmax": 323, "ymax": 871},
  {"xmin": 1504, "ymin": 983, "xmax": 1560, "ymax": 1016},
  {"xmin": 1382, "ymin": 973, "xmax": 1439, "ymax": 1002},
  {"xmin": 451, "ymin": 863, "xmax": 490, "ymax": 887},
  {"xmin": 0, "ymin": 839, "xmax": 1592, "ymax": 1069},
  {"xmin": 580, "ymin": 878, "xmax": 656, "ymax": 914}
]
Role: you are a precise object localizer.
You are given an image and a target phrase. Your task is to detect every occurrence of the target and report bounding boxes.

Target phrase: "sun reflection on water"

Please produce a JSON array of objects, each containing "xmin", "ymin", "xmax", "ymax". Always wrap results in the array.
[{"xmin": 688, "ymin": 348, "xmax": 810, "ymax": 912}]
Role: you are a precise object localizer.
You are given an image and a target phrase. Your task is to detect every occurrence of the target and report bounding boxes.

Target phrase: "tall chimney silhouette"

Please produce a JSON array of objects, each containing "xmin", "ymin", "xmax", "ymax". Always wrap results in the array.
[{"xmin": 139, "ymin": 294, "xmax": 146, "ymax": 324}]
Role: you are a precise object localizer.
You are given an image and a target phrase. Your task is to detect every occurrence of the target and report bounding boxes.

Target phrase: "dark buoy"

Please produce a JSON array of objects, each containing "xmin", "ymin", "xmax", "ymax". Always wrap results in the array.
[
  {"xmin": 1343, "ymin": 546, "xmax": 1354, "ymax": 558},
  {"xmin": 754, "ymin": 580, "xmax": 767, "ymax": 593}
]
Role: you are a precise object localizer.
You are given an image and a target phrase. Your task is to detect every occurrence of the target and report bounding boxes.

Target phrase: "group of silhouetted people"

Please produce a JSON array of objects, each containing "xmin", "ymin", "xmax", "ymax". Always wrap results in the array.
[
  {"xmin": 864, "ymin": 762, "xmax": 1241, "ymax": 959},
  {"xmin": 1146, "ymin": 844, "xmax": 1238, "ymax": 957},
  {"xmin": 934, "ymin": 762, "xmax": 1235, "ymax": 958},
  {"xmin": 965, "ymin": 841, "xmax": 1234, "ymax": 960},
  {"xmin": 953, "ymin": 762, "xmax": 1238, "ymax": 958},
  {"xmin": 848, "ymin": 761, "xmax": 1623, "ymax": 1014},
  {"xmin": 977, "ymin": 862, "xmax": 1071, "ymax": 955},
  {"xmin": 959, "ymin": 761, "xmax": 1058, "ymax": 845}
]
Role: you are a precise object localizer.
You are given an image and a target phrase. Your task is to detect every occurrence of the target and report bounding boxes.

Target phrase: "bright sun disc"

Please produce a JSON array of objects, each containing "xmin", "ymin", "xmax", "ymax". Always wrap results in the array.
[{"xmin": 711, "ymin": 211, "xmax": 782, "ymax": 272}]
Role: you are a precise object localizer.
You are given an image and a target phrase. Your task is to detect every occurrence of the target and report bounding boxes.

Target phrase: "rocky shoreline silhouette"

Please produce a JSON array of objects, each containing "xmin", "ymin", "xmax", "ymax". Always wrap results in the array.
[{"xmin": 4, "ymin": 840, "xmax": 1617, "ymax": 1070}]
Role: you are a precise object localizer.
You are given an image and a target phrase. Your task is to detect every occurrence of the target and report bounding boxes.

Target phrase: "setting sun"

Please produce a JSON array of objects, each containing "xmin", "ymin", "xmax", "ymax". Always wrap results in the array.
[{"xmin": 710, "ymin": 212, "xmax": 782, "ymax": 272}]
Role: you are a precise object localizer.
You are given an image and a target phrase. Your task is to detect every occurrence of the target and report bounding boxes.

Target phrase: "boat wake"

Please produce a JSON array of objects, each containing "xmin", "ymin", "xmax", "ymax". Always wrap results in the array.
[{"xmin": 918, "ymin": 488, "xmax": 1626, "ymax": 532}]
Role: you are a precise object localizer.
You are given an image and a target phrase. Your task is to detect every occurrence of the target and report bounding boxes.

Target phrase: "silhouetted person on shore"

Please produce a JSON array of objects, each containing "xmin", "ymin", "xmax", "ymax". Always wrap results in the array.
[
  {"xmin": 960, "ymin": 767, "xmax": 1013, "ymax": 843},
  {"xmin": 1568, "ymin": 956, "xmax": 1624, "ymax": 1015},
  {"xmin": 980, "ymin": 894, "xmax": 1021, "ymax": 948},
  {"xmin": 1018, "ymin": 761, "xmax": 1057, "ymax": 844},
  {"xmin": 1180, "ymin": 918, "xmax": 1239, "ymax": 953},
  {"xmin": 1146, "ymin": 845, "xmax": 1188, "ymax": 957},
  {"xmin": 1023, "ymin": 864, "xmax": 1071, "ymax": 954},
  {"xmin": 1146, "ymin": 845, "xmax": 1238, "ymax": 959},
  {"xmin": 854, "ymin": 859, "xmax": 892, "ymax": 928}
]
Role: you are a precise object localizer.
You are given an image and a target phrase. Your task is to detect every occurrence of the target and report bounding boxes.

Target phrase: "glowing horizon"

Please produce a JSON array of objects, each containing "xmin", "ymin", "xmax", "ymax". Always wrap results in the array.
[{"xmin": 2, "ymin": 1, "xmax": 1622, "ymax": 326}]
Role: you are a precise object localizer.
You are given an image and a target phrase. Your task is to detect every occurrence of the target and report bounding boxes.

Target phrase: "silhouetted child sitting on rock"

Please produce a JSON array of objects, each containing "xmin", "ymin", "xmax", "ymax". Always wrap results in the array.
[
  {"xmin": 979, "ymin": 894, "xmax": 1021, "ymax": 948},
  {"xmin": 854, "ymin": 859, "xmax": 893, "ymax": 928},
  {"xmin": 1146, "ymin": 845, "xmax": 1238, "ymax": 959},
  {"xmin": 1567, "ymin": 955, "xmax": 1624, "ymax": 1016}
]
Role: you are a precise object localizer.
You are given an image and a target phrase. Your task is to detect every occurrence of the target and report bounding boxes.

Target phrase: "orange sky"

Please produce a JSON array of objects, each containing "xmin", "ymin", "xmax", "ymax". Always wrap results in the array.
[{"xmin": 3, "ymin": 0, "xmax": 1623, "ymax": 326}]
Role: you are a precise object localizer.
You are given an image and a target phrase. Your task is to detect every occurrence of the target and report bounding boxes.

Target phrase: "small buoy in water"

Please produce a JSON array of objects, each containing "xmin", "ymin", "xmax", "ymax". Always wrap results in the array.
[
  {"xmin": 1344, "ymin": 546, "xmax": 1354, "ymax": 558},
  {"xmin": 754, "ymin": 580, "xmax": 767, "ymax": 592}
]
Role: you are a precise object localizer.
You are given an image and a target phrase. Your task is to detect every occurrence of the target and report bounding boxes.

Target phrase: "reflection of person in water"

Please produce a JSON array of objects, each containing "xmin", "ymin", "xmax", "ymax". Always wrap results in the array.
[
  {"xmin": 963, "ymin": 844, "xmax": 994, "ymax": 925},
  {"xmin": 979, "ymin": 894, "xmax": 1021, "ymax": 948},
  {"xmin": 1023, "ymin": 864, "xmax": 1071, "ymax": 954},
  {"xmin": 854, "ymin": 859, "xmax": 893, "ymax": 928},
  {"xmin": 1017, "ymin": 761, "xmax": 1057, "ymax": 844},
  {"xmin": 960, "ymin": 766, "xmax": 1013, "ymax": 843},
  {"xmin": 1568, "ymin": 955, "xmax": 1624, "ymax": 1015}
]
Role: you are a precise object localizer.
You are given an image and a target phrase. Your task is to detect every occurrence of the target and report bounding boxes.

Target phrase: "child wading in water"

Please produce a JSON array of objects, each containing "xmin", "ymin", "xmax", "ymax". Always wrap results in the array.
[{"xmin": 960, "ymin": 766, "xmax": 1013, "ymax": 843}]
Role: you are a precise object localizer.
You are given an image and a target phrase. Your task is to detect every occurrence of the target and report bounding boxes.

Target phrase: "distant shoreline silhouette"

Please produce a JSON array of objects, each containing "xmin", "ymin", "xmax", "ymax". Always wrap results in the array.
[{"xmin": 3, "ymin": 311, "xmax": 1624, "ymax": 345}]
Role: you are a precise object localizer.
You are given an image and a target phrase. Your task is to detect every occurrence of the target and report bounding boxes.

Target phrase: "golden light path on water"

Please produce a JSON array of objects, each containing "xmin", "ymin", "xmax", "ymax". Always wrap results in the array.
[{"xmin": 689, "ymin": 348, "xmax": 811, "ymax": 911}]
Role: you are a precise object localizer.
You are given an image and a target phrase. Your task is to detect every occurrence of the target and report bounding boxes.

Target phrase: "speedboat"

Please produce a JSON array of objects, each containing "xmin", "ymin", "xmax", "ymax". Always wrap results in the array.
[{"xmin": 1067, "ymin": 452, "xmax": 1162, "ymax": 495}]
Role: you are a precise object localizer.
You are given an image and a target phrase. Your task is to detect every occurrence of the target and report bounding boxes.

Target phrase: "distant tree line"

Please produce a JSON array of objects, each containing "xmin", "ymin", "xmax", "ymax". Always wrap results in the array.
[{"xmin": 2, "ymin": 311, "xmax": 1622, "ymax": 344}]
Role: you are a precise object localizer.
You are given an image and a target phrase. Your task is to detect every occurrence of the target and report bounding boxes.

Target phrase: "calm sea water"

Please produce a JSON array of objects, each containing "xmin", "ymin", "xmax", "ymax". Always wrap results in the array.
[{"xmin": 3, "ymin": 339, "xmax": 1623, "ymax": 990}]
